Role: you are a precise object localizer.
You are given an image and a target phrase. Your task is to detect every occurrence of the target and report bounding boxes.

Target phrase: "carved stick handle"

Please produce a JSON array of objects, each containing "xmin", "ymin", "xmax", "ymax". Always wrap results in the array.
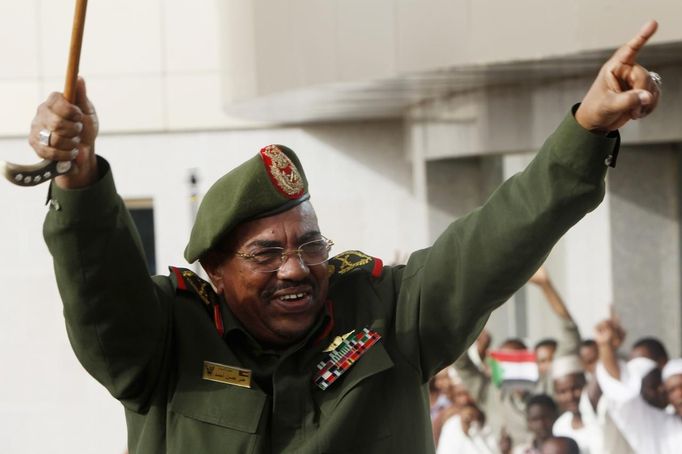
[{"xmin": 1, "ymin": 0, "xmax": 88, "ymax": 186}]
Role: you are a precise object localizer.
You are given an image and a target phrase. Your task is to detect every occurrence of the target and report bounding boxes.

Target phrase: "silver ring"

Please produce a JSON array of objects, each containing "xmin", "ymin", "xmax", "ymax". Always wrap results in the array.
[
  {"xmin": 649, "ymin": 71, "xmax": 662, "ymax": 91},
  {"xmin": 38, "ymin": 128, "xmax": 52, "ymax": 147}
]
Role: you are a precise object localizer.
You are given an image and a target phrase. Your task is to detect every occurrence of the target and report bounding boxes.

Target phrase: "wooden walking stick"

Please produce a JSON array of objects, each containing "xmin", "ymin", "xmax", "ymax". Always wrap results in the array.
[{"xmin": 1, "ymin": 0, "xmax": 88, "ymax": 186}]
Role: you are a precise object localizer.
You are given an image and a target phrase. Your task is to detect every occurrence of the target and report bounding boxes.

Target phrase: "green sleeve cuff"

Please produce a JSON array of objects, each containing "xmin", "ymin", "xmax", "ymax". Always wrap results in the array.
[
  {"xmin": 547, "ymin": 105, "xmax": 620, "ymax": 181},
  {"xmin": 45, "ymin": 157, "xmax": 120, "ymax": 226}
]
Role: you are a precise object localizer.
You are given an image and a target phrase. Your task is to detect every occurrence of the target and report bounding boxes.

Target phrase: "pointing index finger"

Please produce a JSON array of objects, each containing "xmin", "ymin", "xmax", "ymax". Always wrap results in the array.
[{"xmin": 613, "ymin": 20, "xmax": 658, "ymax": 65}]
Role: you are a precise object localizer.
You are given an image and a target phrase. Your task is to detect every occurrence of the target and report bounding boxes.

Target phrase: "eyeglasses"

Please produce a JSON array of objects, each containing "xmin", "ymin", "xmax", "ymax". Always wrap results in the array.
[{"xmin": 235, "ymin": 237, "xmax": 334, "ymax": 272}]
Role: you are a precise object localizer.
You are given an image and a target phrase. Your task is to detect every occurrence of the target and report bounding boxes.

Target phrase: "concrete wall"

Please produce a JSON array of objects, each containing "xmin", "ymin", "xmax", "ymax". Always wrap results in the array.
[
  {"xmin": 219, "ymin": 0, "xmax": 682, "ymax": 103},
  {"xmin": 609, "ymin": 144, "xmax": 682, "ymax": 355},
  {"xmin": 0, "ymin": 0, "xmax": 254, "ymax": 138},
  {"xmin": 409, "ymin": 65, "xmax": 682, "ymax": 160}
]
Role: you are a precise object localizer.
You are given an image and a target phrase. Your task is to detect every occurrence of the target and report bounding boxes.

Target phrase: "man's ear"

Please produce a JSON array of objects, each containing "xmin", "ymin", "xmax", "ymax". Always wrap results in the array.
[
  {"xmin": 206, "ymin": 267, "xmax": 224, "ymax": 294},
  {"xmin": 200, "ymin": 251, "xmax": 226, "ymax": 293}
]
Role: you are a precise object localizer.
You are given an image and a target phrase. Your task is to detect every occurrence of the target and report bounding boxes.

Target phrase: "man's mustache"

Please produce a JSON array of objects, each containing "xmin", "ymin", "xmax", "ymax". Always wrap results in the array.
[{"xmin": 262, "ymin": 279, "xmax": 318, "ymax": 299}]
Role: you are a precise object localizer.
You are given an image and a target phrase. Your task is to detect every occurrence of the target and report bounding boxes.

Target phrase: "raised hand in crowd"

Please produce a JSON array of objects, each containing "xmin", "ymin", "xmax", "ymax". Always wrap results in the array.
[
  {"xmin": 529, "ymin": 267, "xmax": 572, "ymax": 321},
  {"xmin": 595, "ymin": 311, "xmax": 626, "ymax": 380}
]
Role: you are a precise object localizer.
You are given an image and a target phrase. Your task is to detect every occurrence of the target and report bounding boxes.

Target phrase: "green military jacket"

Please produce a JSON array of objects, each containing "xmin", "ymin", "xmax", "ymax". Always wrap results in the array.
[{"xmin": 43, "ymin": 111, "xmax": 618, "ymax": 453}]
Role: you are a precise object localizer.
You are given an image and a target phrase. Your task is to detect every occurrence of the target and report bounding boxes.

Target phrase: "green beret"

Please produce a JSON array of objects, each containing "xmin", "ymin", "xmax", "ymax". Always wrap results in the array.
[{"xmin": 184, "ymin": 144, "xmax": 309, "ymax": 263}]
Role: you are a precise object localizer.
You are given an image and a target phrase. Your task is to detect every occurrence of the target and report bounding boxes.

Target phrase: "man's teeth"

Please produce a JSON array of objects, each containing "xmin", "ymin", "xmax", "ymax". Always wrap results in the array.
[{"xmin": 280, "ymin": 293, "xmax": 305, "ymax": 301}]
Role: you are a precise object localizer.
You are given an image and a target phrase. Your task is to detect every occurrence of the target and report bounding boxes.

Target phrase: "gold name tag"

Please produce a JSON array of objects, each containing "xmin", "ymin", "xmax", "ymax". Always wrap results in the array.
[{"xmin": 202, "ymin": 361, "xmax": 252, "ymax": 388}]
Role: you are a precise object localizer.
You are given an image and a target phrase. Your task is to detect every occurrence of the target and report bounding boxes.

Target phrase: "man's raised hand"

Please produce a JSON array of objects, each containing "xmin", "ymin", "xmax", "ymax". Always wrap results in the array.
[
  {"xmin": 29, "ymin": 77, "xmax": 99, "ymax": 189},
  {"xmin": 576, "ymin": 20, "xmax": 661, "ymax": 133}
]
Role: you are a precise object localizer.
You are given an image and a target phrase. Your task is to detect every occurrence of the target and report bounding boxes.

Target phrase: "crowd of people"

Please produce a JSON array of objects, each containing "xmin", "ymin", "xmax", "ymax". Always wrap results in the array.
[{"xmin": 429, "ymin": 268, "xmax": 682, "ymax": 454}]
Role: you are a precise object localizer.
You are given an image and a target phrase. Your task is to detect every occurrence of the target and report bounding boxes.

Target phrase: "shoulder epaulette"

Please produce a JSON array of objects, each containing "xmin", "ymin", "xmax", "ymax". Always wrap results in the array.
[
  {"xmin": 169, "ymin": 266, "xmax": 224, "ymax": 336},
  {"xmin": 327, "ymin": 251, "xmax": 383, "ymax": 280}
]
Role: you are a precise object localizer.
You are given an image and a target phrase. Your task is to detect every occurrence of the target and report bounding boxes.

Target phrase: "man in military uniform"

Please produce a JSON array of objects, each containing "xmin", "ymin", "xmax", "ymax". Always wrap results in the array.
[{"xmin": 32, "ymin": 22, "xmax": 660, "ymax": 453}]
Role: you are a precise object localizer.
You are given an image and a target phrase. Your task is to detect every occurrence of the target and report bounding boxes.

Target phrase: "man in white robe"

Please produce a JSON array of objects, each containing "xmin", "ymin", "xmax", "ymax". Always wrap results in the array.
[
  {"xmin": 595, "ymin": 319, "xmax": 682, "ymax": 453},
  {"xmin": 437, "ymin": 403, "xmax": 499, "ymax": 454},
  {"xmin": 551, "ymin": 355, "xmax": 633, "ymax": 454}
]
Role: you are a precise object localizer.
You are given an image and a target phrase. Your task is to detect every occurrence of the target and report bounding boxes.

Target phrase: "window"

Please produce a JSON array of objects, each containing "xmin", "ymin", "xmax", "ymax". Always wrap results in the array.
[{"xmin": 125, "ymin": 198, "xmax": 157, "ymax": 275}]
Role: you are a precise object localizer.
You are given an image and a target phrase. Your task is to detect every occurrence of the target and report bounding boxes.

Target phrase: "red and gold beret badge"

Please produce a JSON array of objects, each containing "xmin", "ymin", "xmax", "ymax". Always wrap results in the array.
[{"xmin": 260, "ymin": 145, "xmax": 305, "ymax": 199}]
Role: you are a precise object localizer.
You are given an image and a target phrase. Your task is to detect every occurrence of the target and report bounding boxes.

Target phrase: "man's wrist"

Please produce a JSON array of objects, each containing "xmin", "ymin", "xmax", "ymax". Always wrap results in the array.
[
  {"xmin": 574, "ymin": 103, "xmax": 610, "ymax": 136},
  {"xmin": 54, "ymin": 149, "xmax": 98, "ymax": 189}
]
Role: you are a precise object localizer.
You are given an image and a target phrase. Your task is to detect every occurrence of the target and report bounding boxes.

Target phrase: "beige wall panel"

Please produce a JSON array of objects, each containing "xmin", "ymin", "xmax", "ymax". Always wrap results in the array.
[
  {"xmin": 252, "ymin": 0, "xmax": 299, "ymax": 95},
  {"xmin": 220, "ymin": 0, "xmax": 681, "ymax": 113},
  {"xmin": 396, "ymin": 0, "xmax": 469, "ymax": 72},
  {"xmin": 0, "ymin": 81, "xmax": 41, "ymax": 136},
  {"xmin": 336, "ymin": 0, "xmax": 396, "ymax": 81},
  {"xmin": 289, "ymin": 0, "xmax": 338, "ymax": 86},
  {"xmin": 164, "ymin": 0, "xmax": 220, "ymax": 72},
  {"xmin": 0, "ymin": 1, "xmax": 39, "ymax": 78},
  {"xmin": 413, "ymin": 67, "xmax": 682, "ymax": 161},
  {"xmin": 36, "ymin": 1, "xmax": 73, "ymax": 79},
  {"xmin": 218, "ymin": 0, "xmax": 258, "ymax": 100},
  {"xmin": 576, "ymin": 0, "xmax": 680, "ymax": 50},
  {"xmin": 83, "ymin": 76, "xmax": 165, "ymax": 132},
  {"xmin": 527, "ymin": 78, "xmax": 589, "ymax": 147},
  {"xmin": 38, "ymin": 76, "xmax": 69, "ymax": 98},
  {"xmin": 609, "ymin": 145, "xmax": 682, "ymax": 355},
  {"xmin": 166, "ymin": 73, "xmax": 255, "ymax": 129},
  {"xmin": 478, "ymin": 86, "xmax": 534, "ymax": 153},
  {"xmin": 468, "ymin": 0, "xmax": 579, "ymax": 64},
  {"xmin": 559, "ymin": 197, "xmax": 614, "ymax": 335},
  {"xmin": 40, "ymin": 0, "xmax": 163, "ymax": 78}
]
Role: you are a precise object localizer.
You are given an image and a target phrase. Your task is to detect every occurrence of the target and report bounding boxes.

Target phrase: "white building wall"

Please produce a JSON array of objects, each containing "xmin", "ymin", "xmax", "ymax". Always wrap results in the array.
[
  {"xmin": 219, "ymin": 0, "xmax": 681, "ymax": 110},
  {"xmin": 0, "ymin": 0, "xmax": 256, "ymax": 137},
  {"xmin": 0, "ymin": 1, "xmax": 417, "ymax": 452}
]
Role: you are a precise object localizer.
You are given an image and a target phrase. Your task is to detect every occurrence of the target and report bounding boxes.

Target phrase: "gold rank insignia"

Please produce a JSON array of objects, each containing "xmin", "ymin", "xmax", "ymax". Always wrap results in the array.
[
  {"xmin": 328, "ymin": 251, "xmax": 375, "ymax": 275},
  {"xmin": 202, "ymin": 361, "xmax": 252, "ymax": 388}
]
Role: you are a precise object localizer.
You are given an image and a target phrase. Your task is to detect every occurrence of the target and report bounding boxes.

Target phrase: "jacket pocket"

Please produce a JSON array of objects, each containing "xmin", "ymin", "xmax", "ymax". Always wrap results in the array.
[
  {"xmin": 168, "ymin": 380, "xmax": 268, "ymax": 454},
  {"xmin": 171, "ymin": 383, "xmax": 267, "ymax": 432},
  {"xmin": 314, "ymin": 341, "xmax": 395, "ymax": 452}
]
